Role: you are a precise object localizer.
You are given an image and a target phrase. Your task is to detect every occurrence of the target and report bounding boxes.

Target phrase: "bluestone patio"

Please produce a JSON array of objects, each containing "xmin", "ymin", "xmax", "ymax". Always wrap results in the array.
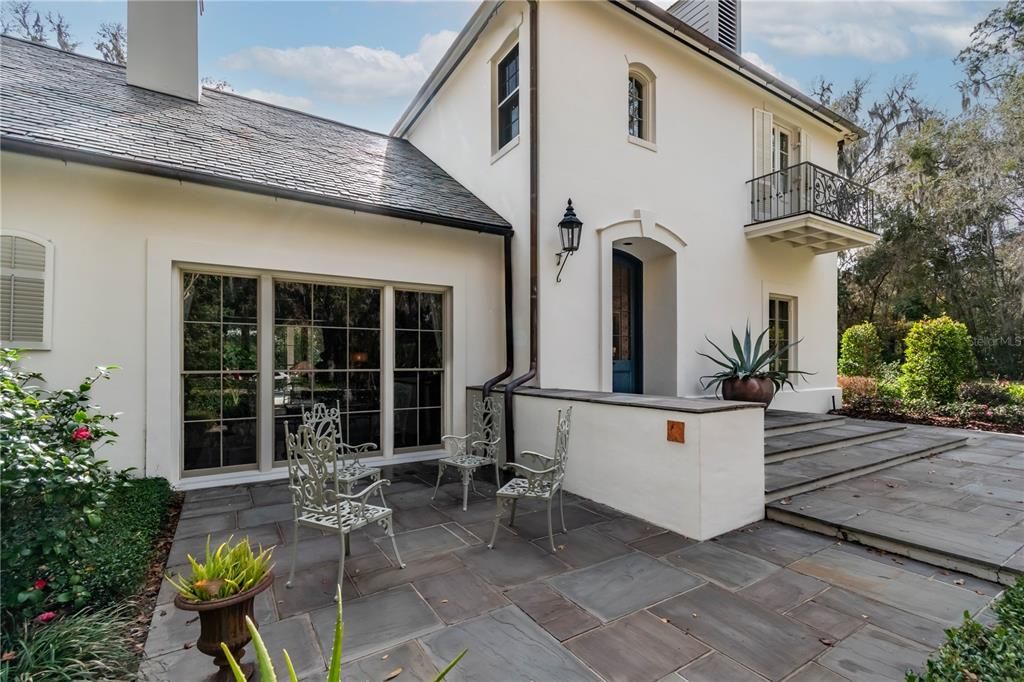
[{"xmin": 140, "ymin": 462, "xmax": 1004, "ymax": 682}]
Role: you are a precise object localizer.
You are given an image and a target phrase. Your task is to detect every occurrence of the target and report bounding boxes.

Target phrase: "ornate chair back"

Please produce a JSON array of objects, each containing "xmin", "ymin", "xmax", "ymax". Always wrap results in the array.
[
  {"xmin": 285, "ymin": 422, "xmax": 339, "ymax": 515},
  {"xmin": 302, "ymin": 401, "xmax": 351, "ymax": 465},
  {"xmin": 474, "ymin": 395, "xmax": 502, "ymax": 459},
  {"xmin": 552, "ymin": 406, "xmax": 573, "ymax": 481}
]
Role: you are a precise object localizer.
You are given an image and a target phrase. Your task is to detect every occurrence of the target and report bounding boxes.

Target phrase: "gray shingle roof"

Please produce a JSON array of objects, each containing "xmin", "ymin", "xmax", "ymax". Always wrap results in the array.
[{"xmin": 0, "ymin": 36, "xmax": 511, "ymax": 234}]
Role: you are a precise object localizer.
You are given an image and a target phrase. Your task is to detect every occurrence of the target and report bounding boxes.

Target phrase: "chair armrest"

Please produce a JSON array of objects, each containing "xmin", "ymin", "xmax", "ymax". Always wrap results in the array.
[
  {"xmin": 441, "ymin": 434, "xmax": 473, "ymax": 444},
  {"xmin": 342, "ymin": 442, "xmax": 377, "ymax": 454},
  {"xmin": 331, "ymin": 478, "xmax": 391, "ymax": 503},
  {"xmin": 507, "ymin": 462, "xmax": 558, "ymax": 478},
  {"xmin": 471, "ymin": 437, "xmax": 500, "ymax": 449}
]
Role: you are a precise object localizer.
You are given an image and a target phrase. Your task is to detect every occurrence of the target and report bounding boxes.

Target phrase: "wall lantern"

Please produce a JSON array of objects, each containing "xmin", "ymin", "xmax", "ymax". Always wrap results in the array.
[{"xmin": 556, "ymin": 198, "xmax": 583, "ymax": 283}]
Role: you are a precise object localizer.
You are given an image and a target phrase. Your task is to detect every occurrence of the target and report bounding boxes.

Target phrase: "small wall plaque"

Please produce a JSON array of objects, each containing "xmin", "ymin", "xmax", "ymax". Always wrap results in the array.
[{"xmin": 667, "ymin": 420, "xmax": 685, "ymax": 444}]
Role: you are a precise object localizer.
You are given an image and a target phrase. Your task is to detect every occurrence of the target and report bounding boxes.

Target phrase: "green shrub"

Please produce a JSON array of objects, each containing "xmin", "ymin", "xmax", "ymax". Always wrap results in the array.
[
  {"xmin": 167, "ymin": 537, "xmax": 274, "ymax": 602},
  {"xmin": 1008, "ymin": 383, "xmax": 1024, "ymax": 405},
  {"xmin": 78, "ymin": 478, "xmax": 172, "ymax": 607},
  {"xmin": 900, "ymin": 316, "xmax": 976, "ymax": 403},
  {"xmin": 840, "ymin": 395, "xmax": 1024, "ymax": 432},
  {"xmin": 877, "ymin": 361, "xmax": 903, "ymax": 398},
  {"xmin": 0, "ymin": 602, "xmax": 137, "ymax": 681},
  {"xmin": 839, "ymin": 322, "xmax": 884, "ymax": 377},
  {"xmin": 958, "ymin": 381, "xmax": 1015, "ymax": 406},
  {"xmin": 908, "ymin": 576, "xmax": 1024, "ymax": 681},
  {"xmin": 0, "ymin": 349, "xmax": 125, "ymax": 622}
]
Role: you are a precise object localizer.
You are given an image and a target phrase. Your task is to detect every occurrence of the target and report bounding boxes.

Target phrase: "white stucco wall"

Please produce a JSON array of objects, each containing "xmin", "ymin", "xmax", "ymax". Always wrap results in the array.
[
  {"xmin": 1, "ymin": 153, "xmax": 506, "ymax": 484},
  {"xmin": 405, "ymin": 1, "xmax": 844, "ymax": 412},
  {"xmin": 513, "ymin": 393, "xmax": 765, "ymax": 540}
]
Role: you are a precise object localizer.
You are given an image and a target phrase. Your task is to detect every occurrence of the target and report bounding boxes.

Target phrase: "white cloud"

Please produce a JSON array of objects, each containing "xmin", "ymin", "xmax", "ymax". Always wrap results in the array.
[
  {"xmin": 910, "ymin": 23, "xmax": 974, "ymax": 53},
  {"xmin": 236, "ymin": 88, "xmax": 314, "ymax": 111},
  {"xmin": 741, "ymin": 51, "xmax": 801, "ymax": 89},
  {"xmin": 742, "ymin": 0, "xmax": 984, "ymax": 62},
  {"xmin": 220, "ymin": 30, "xmax": 458, "ymax": 104}
]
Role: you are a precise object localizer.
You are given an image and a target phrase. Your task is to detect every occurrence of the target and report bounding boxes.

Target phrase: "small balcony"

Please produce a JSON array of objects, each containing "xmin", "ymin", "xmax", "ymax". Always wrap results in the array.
[{"xmin": 745, "ymin": 162, "xmax": 879, "ymax": 254}]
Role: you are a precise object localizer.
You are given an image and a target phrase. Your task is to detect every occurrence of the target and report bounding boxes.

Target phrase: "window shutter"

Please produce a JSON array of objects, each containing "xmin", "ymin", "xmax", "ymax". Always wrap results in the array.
[
  {"xmin": 753, "ymin": 108, "xmax": 773, "ymax": 177},
  {"xmin": 0, "ymin": 235, "xmax": 49, "ymax": 344}
]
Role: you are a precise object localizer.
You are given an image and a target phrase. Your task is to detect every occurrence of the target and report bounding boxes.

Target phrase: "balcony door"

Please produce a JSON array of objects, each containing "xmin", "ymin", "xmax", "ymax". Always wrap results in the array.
[{"xmin": 612, "ymin": 250, "xmax": 643, "ymax": 394}]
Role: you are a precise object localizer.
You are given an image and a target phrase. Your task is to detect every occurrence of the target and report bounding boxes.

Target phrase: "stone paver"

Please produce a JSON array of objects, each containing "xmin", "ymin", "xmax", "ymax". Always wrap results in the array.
[
  {"xmin": 145, "ymin": 465, "xmax": 1006, "ymax": 681},
  {"xmin": 565, "ymin": 611, "xmax": 708, "ymax": 682},
  {"xmin": 548, "ymin": 552, "xmax": 704, "ymax": 622},
  {"xmin": 420, "ymin": 606, "xmax": 598, "ymax": 682}
]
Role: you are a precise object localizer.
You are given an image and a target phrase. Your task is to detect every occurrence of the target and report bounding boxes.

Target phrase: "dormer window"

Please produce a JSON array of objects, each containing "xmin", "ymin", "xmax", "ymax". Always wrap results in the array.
[
  {"xmin": 496, "ymin": 45, "xmax": 520, "ymax": 151},
  {"xmin": 627, "ymin": 64, "xmax": 656, "ymax": 148}
]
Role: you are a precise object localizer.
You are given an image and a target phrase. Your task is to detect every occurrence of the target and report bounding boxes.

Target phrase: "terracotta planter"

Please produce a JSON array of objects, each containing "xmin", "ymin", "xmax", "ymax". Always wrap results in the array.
[
  {"xmin": 174, "ymin": 573, "xmax": 273, "ymax": 679},
  {"xmin": 722, "ymin": 377, "xmax": 776, "ymax": 407}
]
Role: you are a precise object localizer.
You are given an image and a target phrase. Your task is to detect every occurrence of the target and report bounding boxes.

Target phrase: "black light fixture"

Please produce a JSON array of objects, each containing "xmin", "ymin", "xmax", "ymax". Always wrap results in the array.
[{"xmin": 556, "ymin": 198, "xmax": 583, "ymax": 282}]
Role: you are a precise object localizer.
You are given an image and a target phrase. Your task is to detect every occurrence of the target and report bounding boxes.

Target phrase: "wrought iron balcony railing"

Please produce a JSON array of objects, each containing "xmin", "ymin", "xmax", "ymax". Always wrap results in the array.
[{"xmin": 747, "ymin": 162, "xmax": 877, "ymax": 233}]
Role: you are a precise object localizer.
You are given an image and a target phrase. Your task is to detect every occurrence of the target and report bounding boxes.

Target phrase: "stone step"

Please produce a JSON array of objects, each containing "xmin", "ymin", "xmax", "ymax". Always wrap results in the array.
[
  {"xmin": 764, "ymin": 410, "xmax": 845, "ymax": 437},
  {"xmin": 767, "ymin": 504, "xmax": 1023, "ymax": 586},
  {"xmin": 764, "ymin": 432, "xmax": 968, "ymax": 503},
  {"xmin": 765, "ymin": 421, "xmax": 907, "ymax": 464}
]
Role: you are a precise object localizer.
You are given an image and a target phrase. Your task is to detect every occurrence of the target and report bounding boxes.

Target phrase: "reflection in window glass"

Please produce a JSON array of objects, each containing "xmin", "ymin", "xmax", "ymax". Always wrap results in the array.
[
  {"xmin": 273, "ymin": 282, "xmax": 382, "ymax": 460},
  {"xmin": 181, "ymin": 272, "xmax": 259, "ymax": 471},
  {"xmin": 769, "ymin": 296, "xmax": 794, "ymax": 373},
  {"xmin": 394, "ymin": 290, "xmax": 444, "ymax": 450}
]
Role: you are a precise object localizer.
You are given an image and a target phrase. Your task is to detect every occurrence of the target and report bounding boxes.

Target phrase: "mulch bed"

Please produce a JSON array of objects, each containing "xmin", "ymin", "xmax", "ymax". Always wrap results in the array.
[
  {"xmin": 127, "ymin": 490, "xmax": 185, "ymax": 663},
  {"xmin": 832, "ymin": 408, "xmax": 1024, "ymax": 435}
]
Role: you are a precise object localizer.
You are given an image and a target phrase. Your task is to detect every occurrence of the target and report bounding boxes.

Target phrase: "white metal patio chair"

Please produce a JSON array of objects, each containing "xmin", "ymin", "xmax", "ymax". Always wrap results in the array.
[
  {"xmin": 489, "ymin": 406, "xmax": 573, "ymax": 552},
  {"xmin": 284, "ymin": 423, "xmax": 405, "ymax": 593},
  {"xmin": 302, "ymin": 401, "xmax": 384, "ymax": 503},
  {"xmin": 433, "ymin": 395, "xmax": 503, "ymax": 511}
]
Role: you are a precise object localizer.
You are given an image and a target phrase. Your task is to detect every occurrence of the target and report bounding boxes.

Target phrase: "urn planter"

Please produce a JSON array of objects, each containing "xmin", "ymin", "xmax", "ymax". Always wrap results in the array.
[
  {"xmin": 721, "ymin": 376, "xmax": 776, "ymax": 407},
  {"xmin": 173, "ymin": 572, "xmax": 273, "ymax": 679}
]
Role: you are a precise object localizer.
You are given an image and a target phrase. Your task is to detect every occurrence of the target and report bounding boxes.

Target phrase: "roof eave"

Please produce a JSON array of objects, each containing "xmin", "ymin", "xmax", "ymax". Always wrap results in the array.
[
  {"xmin": 621, "ymin": 0, "xmax": 867, "ymax": 140},
  {"xmin": 1, "ymin": 136, "xmax": 513, "ymax": 236},
  {"xmin": 391, "ymin": 1, "xmax": 504, "ymax": 137}
]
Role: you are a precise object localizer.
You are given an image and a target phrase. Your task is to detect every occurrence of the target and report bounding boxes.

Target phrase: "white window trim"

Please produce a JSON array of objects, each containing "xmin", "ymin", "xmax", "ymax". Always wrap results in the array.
[
  {"xmin": 491, "ymin": 32, "xmax": 521, "ymax": 155},
  {"xmin": 0, "ymin": 230, "xmax": 54, "ymax": 351},
  {"xmin": 175, "ymin": 264, "xmax": 452, "ymax": 479},
  {"xmin": 767, "ymin": 292, "xmax": 798, "ymax": 373},
  {"xmin": 627, "ymin": 63, "xmax": 656, "ymax": 145}
]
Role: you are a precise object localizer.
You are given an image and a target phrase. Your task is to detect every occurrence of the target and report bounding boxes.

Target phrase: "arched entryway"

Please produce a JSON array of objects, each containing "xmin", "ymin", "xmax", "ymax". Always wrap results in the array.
[{"xmin": 612, "ymin": 249, "xmax": 643, "ymax": 392}]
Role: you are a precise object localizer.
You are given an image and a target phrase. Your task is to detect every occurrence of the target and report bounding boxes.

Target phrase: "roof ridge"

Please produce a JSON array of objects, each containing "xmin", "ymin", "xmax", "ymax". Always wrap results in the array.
[{"xmin": 0, "ymin": 34, "xmax": 406, "ymax": 143}]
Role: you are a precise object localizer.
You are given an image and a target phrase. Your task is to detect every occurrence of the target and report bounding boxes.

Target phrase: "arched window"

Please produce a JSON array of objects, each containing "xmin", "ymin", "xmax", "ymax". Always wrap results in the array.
[
  {"xmin": 627, "ymin": 64, "xmax": 656, "ymax": 145},
  {"xmin": 0, "ymin": 231, "xmax": 53, "ymax": 349}
]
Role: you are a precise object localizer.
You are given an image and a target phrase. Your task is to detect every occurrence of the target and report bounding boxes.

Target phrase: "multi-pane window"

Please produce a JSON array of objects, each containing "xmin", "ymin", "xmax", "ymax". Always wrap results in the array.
[
  {"xmin": 394, "ymin": 290, "xmax": 444, "ymax": 449},
  {"xmin": 0, "ymin": 234, "xmax": 49, "ymax": 347},
  {"xmin": 768, "ymin": 295, "xmax": 794, "ymax": 373},
  {"xmin": 273, "ymin": 282, "xmax": 381, "ymax": 460},
  {"xmin": 628, "ymin": 76, "xmax": 645, "ymax": 139},
  {"xmin": 182, "ymin": 273, "xmax": 259, "ymax": 471},
  {"xmin": 496, "ymin": 45, "xmax": 520, "ymax": 150}
]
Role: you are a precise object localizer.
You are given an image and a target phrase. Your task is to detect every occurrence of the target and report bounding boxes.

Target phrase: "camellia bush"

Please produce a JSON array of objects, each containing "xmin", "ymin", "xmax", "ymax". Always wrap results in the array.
[
  {"xmin": 838, "ymin": 322, "xmax": 884, "ymax": 377},
  {"xmin": 899, "ymin": 316, "xmax": 976, "ymax": 403},
  {"xmin": 0, "ymin": 349, "xmax": 125, "ymax": 623}
]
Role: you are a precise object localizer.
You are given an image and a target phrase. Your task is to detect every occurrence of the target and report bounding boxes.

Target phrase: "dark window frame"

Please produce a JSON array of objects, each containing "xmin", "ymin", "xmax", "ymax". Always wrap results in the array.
[{"xmin": 496, "ymin": 45, "xmax": 520, "ymax": 150}]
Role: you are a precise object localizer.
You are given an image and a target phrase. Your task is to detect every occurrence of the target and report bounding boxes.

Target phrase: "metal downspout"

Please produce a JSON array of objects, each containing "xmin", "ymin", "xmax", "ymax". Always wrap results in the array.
[
  {"xmin": 501, "ymin": 0, "xmax": 539, "ymax": 464},
  {"xmin": 482, "ymin": 233, "xmax": 515, "ymax": 398}
]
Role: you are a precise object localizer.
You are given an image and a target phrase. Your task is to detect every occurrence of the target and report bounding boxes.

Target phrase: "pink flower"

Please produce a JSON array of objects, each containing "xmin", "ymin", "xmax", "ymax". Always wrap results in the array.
[
  {"xmin": 71, "ymin": 426, "xmax": 92, "ymax": 442},
  {"xmin": 33, "ymin": 579, "xmax": 46, "ymax": 591},
  {"xmin": 35, "ymin": 611, "xmax": 56, "ymax": 624}
]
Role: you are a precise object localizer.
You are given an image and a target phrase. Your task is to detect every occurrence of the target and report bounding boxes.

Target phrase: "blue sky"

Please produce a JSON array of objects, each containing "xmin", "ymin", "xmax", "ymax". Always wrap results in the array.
[{"xmin": 15, "ymin": 1, "xmax": 1002, "ymax": 132}]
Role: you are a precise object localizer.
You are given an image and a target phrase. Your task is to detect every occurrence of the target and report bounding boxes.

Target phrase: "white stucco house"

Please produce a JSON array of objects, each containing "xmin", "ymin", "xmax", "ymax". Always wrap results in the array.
[{"xmin": 0, "ymin": 0, "xmax": 877, "ymax": 539}]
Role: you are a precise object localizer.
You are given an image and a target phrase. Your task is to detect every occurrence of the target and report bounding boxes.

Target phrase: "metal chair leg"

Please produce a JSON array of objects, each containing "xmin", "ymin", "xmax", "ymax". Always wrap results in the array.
[
  {"xmin": 386, "ymin": 519, "xmax": 406, "ymax": 568},
  {"xmin": 488, "ymin": 498, "xmax": 504, "ymax": 549},
  {"xmin": 286, "ymin": 517, "xmax": 299, "ymax": 588},
  {"xmin": 547, "ymin": 497, "xmax": 556, "ymax": 553},
  {"xmin": 461, "ymin": 470, "xmax": 471, "ymax": 512},
  {"xmin": 509, "ymin": 498, "xmax": 518, "ymax": 527},
  {"xmin": 560, "ymin": 489, "xmax": 567, "ymax": 533},
  {"xmin": 432, "ymin": 463, "xmax": 445, "ymax": 500}
]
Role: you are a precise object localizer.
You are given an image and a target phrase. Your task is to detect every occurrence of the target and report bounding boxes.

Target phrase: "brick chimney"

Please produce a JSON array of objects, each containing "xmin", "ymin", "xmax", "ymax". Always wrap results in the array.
[{"xmin": 126, "ymin": 0, "xmax": 200, "ymax": 102}]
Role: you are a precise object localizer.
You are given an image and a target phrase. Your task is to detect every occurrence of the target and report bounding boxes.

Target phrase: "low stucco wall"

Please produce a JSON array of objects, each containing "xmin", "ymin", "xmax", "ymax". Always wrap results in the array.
[{"xmin": 511, "ymin": 390, "xmax": 765, "ymax": 540}]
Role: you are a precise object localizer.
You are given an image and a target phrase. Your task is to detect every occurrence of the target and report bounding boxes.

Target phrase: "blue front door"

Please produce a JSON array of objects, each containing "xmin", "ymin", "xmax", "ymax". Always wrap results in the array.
[{"xmin": 612, "ymin": 250, "xmax": 643, "ymax": 393}]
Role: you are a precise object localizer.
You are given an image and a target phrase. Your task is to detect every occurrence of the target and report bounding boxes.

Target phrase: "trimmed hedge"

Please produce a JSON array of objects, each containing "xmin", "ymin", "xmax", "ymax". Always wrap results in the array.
[
  {"xmin": 78, "ymin": 477, "xmax": 172, "ymax": 606},
  {"xmin": 908, "ymin": 576, "xmax": 1024, "ymax": 681},
  {"xmin": 900, "ymin": 316, "xmax": 976, "ymax": 403},
  {"xmin": 839, "ymin": 395, "xmax": 1024, "ymax": 433},
  {"xmin": 839, "ymin": 322, "xmax": 884, "ymax": 377}
]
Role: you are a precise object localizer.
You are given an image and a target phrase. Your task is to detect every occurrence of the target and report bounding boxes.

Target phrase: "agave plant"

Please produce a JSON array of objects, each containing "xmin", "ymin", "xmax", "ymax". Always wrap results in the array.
[
  {"xmin": 166, "ymin": 536, "xmax": 274, "ymax": 601},
  {"xmin": 698, "ymin": 322, "xmax": 812, "ymax": 395},
  {"xmin": 220, "ymin": 586, "xmax": 466, "ymax": 682}
]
